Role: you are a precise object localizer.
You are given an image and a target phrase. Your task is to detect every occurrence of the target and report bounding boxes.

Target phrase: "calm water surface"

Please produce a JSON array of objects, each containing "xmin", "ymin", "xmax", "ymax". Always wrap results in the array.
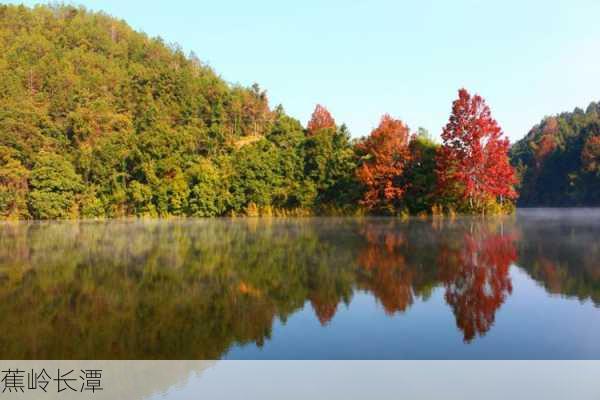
[{"xmin": 0, "ymin": 209, "xmax": 599, "ymax": 359}]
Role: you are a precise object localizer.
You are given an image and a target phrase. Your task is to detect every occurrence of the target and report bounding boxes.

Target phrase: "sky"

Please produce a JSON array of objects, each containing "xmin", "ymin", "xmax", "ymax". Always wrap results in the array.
[{"xmin": 16, "ymin": 0, "xmax": 600, "ymax": 142}]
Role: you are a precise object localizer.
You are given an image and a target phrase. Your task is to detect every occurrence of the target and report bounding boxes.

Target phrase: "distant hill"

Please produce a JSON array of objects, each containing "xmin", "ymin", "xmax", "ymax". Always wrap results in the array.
[{"xmin": 511, "ymin": 102, "xmax": 600, "ymax": 206}]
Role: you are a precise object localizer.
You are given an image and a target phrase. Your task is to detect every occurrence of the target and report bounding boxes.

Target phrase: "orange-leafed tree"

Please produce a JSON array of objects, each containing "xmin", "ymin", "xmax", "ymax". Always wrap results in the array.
[
  {"xmin": 356, "ymin": 115, "xmax": 411, "ymax": 212},
  {"xmin": 535, "ymin": 134, "xmax": 557, "ymax": 166},
  {"xmin": 533, "ymin": 119, "xmax": 559, "ymax": 169},
  {"xmin": 582, "ymin": 135, "xmax": 600, "ymax": 173},
  {"xmin": 436, "ymin": 89, "xmax": 517, "ymax": 211},
  {"xmin": 307, "ymin": 104, "xmax": 336, "ymax": 135}
]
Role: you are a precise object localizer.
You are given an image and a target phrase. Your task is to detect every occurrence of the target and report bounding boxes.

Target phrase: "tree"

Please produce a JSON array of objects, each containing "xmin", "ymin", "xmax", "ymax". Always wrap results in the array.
[
  {"xmin": 356, "ymin": 115, "xmax": 411, "ymax": 213},
  {"xmin": 582, "ymin": 135, "xmax": 600, "ymax": 173},
  {"xmin": 307, "ymin": 104, "xmax": 335, "ymax": 135},
  {"xmin": 437, "ymin": 89, "xmax": 517, "ymax": 211},
  {"xmin": 404, "ymin": 133, "xmax": 439, "ymax": 214},
  {"xmin": 186, "ymin": 158, "xmax": 231, "ymax": 216},
  {"xmin": 0, "ymin": 146, "xmax": 29, "ymax": 219},
  {"xmin": 535, "ymin": 134, "xmax": 557, "ymax": 167},
  {"xmin": 303, "ymin": 124, "xmax": 359, "ymax": 209},
  {"xmin": 28, "ymin": 152, "xmax": 83, "ymax": 219}
]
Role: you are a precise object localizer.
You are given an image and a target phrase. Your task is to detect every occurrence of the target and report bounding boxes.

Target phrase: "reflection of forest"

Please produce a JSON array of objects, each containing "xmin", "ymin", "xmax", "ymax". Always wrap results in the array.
[
  {"xmin": 516, "ymin": 220, "xmax": 600, "ymax": 305},
  {"xmin": 0, "ymin": 217, "xmax": 598, "ymax": 359}
]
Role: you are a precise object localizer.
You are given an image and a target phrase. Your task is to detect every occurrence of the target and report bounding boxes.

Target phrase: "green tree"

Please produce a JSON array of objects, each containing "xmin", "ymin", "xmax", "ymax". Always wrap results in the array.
[
  {"xmin": 0, "ymin": 146, "xmax": 29, "ymax": 219},
  {"xmin": 28, "ymin": 152, "xmax": 83, "ymax": 219},
  {"xmin": 187, "ymin": 158, "xmax": 232, "ymax": 216},
  {"xmin": 405, "ymin": 133, "xmax": 439, "ymax": 213}
]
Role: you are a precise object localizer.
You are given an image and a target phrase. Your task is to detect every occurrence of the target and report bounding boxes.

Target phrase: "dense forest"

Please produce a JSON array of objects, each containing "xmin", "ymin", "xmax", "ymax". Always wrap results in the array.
[
  {"xmin": 1, "ymin": 4, "xmax": 518, "ymax": 219},
  {"xmin": 511, "ymin": 102, "xmax": 600, "ymax": 206}
]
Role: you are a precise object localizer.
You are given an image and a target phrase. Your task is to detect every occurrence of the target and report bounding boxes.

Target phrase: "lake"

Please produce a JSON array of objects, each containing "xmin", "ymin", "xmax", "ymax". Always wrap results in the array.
[{"xmin": 0, "ymin": 209, "xmax": 599, "ymax": 359}]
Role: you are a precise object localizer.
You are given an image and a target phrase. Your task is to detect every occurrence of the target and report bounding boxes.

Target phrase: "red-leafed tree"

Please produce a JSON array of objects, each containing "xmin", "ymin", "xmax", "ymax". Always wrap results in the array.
[
  {"xmin": 436, "ymin": 89, "xmax": 517, "ymax": 211},
  {"xmin": 356, "ymin": 114, "xmax": 411, "ymax": 212},
  {"xmin": 307, "ymin": 104, "xmax": 336, "ymax": 135}
]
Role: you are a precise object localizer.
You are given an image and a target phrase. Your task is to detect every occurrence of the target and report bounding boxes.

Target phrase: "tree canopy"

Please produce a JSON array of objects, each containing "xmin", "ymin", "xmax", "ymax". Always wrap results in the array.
[
  {"xmin": 0, "ymin": 5, "xmax": 359, "ymax": 218},
  {"xmin": 0, "ymin": 5, "xmax": 526, "ymax": 219},
  {"xmin": 437, "ymin": 89, "xmax": 517, "ymax": 213},
  {"xmin": 356, "ymin": 115, "xmax": 411, "ymax": 213},
  {"xmin": 511, "ymin": 101, "xmax": 600, "ymax": 206}
]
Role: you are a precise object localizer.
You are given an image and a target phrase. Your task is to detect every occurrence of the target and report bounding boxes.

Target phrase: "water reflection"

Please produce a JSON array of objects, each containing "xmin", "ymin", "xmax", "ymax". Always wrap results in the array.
[
  {"xmin": 438, "ymin": 225, "xmax": 516, "ymax": 342},
  {"xmin": 0, "ymin": 213, "xmax": 598, "ymax": 359}
]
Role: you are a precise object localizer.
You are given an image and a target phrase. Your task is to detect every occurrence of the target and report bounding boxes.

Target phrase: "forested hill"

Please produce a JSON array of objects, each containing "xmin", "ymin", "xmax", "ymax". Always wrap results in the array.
[
  {"xmin": 0, "ymin": 4, "xmax": 518, "ymax": 219},
  {"xmin": 511, "ymin": 102, "xmax": 600, "ymax": 206},
  {"xmin": 0, "ymin": 4, "xmax": 356, "ymax": 219}
]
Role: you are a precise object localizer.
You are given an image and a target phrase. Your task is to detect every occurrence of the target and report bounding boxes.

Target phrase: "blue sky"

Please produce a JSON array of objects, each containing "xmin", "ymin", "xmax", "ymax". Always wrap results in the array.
[{"xmin": 16, "ymin": 0, "xmax": 600, "ymax": 141}]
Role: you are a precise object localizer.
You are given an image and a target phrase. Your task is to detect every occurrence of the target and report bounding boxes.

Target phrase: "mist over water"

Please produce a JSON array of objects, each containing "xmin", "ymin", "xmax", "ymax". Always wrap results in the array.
[
  {"xmin": 0, "ymin": 210, "xmax": 598, "ymax": 359},
  {"xmin": 517, "ymin": 208, "xmax": 600, "ymax": 220}
]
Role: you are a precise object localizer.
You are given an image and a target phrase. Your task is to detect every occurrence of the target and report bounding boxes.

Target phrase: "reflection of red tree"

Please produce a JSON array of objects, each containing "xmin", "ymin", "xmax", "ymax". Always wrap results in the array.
[
  {"xmin": 309, "ymin": 294, "xmax": 338, "ymax": 325},
  {"xmin": 439, "ymin": 230, "xmax": 517, "ymax": 342},
  {"xmin": 357, "ymin": 227, "xmax": 414, "ymax": 314}
]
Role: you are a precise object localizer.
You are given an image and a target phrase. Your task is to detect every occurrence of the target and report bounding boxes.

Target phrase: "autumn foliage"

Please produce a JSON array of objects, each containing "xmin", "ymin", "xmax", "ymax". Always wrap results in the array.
[
  {"xmin": 436, "ymin": 89, "xmax": 517, "ymax": 211},
  {"xmin": 438, "ymin": 229, "xmax": 517, "ymax": 342},
  {"xmin": 309, "ymin": 294, "xmax": 339, "ymax": 325},
  {"xmin": 0, "ymin": 3, "xmax": 522, "ymax": 223},
  {"xmin": 511, "ymin": 101, "xmax": 600, "ymax": 206},
  {"xmin": 582, "ymin": 135, "xmax": 600, "ymax": 173},
  {"xmin": 356, "ymin": 115, "xmax": 412, "ymax": 212},
  {"xmin": 535, "ymin": 135, "xmax": 558, "ymax": 166},
  {"xmin": 307, "ymin": 104, "xmax": 336, "ymax": 135},
  {"xmin": 357, "ymin": 226, "xmax": 414, "ymax": 314}
]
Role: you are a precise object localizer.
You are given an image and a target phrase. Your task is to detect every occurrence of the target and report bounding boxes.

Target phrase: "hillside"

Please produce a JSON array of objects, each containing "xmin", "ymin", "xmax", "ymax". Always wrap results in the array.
[
  {"xmin": 0, "ymin": 4, "xmax": 359, "ymax": 219},
  {"xmin": 511, "ymin": 102, "xmax": 600, "ymax": 206}
]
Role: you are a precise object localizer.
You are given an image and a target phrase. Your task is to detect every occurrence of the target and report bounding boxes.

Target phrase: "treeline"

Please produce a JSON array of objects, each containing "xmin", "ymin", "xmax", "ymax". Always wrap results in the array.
[
  {"xmin": 0, "ymin": 4, "xmax": 517, "ymax": 220},
  {"xmin": 511, "ymin": 101, "xmax": 600, "ymax": 206}
]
